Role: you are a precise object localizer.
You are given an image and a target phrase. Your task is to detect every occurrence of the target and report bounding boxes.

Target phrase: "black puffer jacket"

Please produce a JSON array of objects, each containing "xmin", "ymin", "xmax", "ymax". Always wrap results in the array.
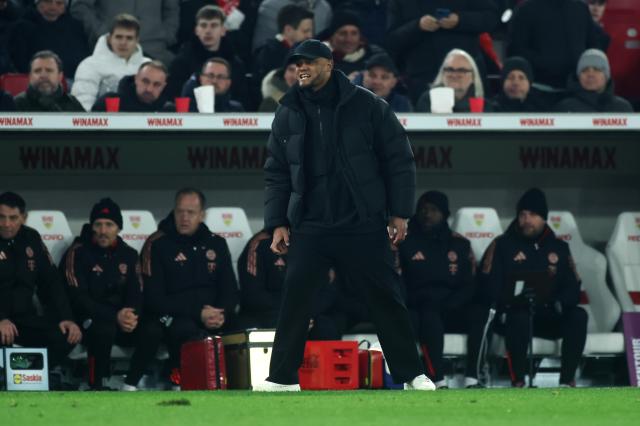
[
  {"xmin": 264, "ymin": 69, "xmax": 416, "ymax": 230},
  {"xmin": 15, "ymin": 86, "xmax": 85, "ymax": 112},
  {"xmin": 554, "ymin": 77, "xmax": 633, "ymax": 113},
  {"xmin": 92, "ymin": 75, "xmax": 174, "ymax": 112}
]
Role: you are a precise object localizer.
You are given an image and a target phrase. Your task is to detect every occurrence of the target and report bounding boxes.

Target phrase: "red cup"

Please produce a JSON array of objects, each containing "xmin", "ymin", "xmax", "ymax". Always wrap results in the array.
[
  {"xmin": 469, "ymin": 97, "xmax": 485, "ymax": 113},
  {"xmin": 175, "ymin": 97, "xmax": 191, "ymax": 113},
  {"xmin": 105, "ymin": 97, "xmax": 120, "ymax": 112}
]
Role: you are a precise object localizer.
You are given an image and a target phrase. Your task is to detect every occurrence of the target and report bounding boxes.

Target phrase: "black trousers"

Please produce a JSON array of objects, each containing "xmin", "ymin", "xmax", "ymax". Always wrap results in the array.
[
  {"xmin": 497, "ymin": 306, "xmax": 588, "ymax": 384},
  {"xmin": 9, "ymin": 315, "xmax": 74, "ymax": 368},
  {"xmin": 410, "ymin": 304, "xmax": 489, "ymax": 382},
  {"xmin": 84, "ymin": 318, "xmax": 163, "ymax": 387},
  {"xmin": 237, "ymin": 311, "xmax": 345, "ymax": 341},
  {"xmin": 267, "ymin": 231, "xmax": 424, "ymax": 385}
]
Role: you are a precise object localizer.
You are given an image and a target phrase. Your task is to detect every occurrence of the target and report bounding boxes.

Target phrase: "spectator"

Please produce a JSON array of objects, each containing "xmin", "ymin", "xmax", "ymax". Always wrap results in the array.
[
  {"xmin": 60, "ymin": 198, "xmax": 162, "ymax": 391},
  {"xmin": 181, "ymin": 57, "xmax": 245, "ymax": 112},
  {"xmin": 258, "ymin": 62, "xmax": 298, "ymax": 112},
  {"xmin": 0, "ymin": 191, "xmax": 82, "ymax": 387},
  {"xmin": 254, "ymin": 4, "xmax": 314, "ymax": 82},
  {"xmin": 0, "ymin": 0, "xmax": 22, "ymax": 73},
  {"xmin": 398, "ymin": 191, "xmax": 485, "ymax": 389},
  {"xmin": 92, "ymin": 61, "xmax": 174, "ymax": 112},
  {"xmin": 166, "ymin": 5, "xmax": 247, "ymax": 104},
  {"xmin": 332, "ymin": 0, "xmax": 389, "ymax": 47},
  {"xmin": 140, "ymin": 188, "xmax": 239, "ymax": 387},
  {"xmin": 490, "ymin": 56, "xmax": 545, "ymax": 112},
  {"xmin": 507, "ymin": 0, "xmax": 600, "ymax": 90},
  {"xmin": 252, "ymin": 0, "xmax": 332, "ymax": 52},
  {"xmin": 555, "ymin": 49, "xmax": 633, "ymax": 113},
  {"xmin": 585, "ymin": 0, "xmax": 610, "ymax": 51},
  {"xmin": 8, "ymin": 0, "xmax": 89, "ymax": 78},
  {"xmin": 416, "ymin": 49, "xmax": 488, "ymax": 113},
  {"xmin": 14, "ymin": 50, "xmax": 84, "ymax": 112},
  {"xmin": 70, "ymin": 0, "xmax": 179, "ymax": 66},
  {"xmin": 481, "ymin": 188, "xmax": 587, "ymax": 387},
  {"xmin": 71, "ymin": 14, "xmax": 150, "ymax": 112},
  {"xmin": 0, "ymin": 89, "xmax": 16, "ymax": 111},
  {"xmin": 387, "ymin": 0, "xmax": 499, "ymax": 104},
  {"xmin": 354, "ymin": 53, "xmax": 412, "ymax": 113}
]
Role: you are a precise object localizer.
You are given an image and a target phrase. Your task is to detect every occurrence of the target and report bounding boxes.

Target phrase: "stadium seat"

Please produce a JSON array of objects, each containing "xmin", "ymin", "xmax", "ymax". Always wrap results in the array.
[
  {"xmin": 25, "ymin": 210, "xmax": 73, "ymax": 265},
  {"xmin": 603, "ymin": 0, "xmax": 640, "ymax": 102},
  {"xmin": 120, "ymin": 210, "xmax": 157, "ymax": 253},
  {"xmin": 451, "ymin": 207, "xmax": 503, "ymax": 261},
  {"xmin": 606, "ymin": 212, "xmax": 640, "ymax": 313},
  {"xmin": 205, "ymin": 207, "xmax": 252, "ymax": 276},
  {"xmin": 0, "ymin": 73, "xmax": 29, "ymax": 97}
]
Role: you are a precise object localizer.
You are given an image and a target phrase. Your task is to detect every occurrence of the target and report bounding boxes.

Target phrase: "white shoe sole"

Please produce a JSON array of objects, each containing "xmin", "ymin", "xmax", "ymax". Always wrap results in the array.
[{"xmin": 253, "ymin": 381, "xmax": 301, "ymax": 392}]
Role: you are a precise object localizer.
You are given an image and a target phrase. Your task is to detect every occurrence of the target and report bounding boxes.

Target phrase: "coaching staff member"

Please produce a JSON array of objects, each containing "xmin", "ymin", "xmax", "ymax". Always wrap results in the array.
[{"xmin": 256, "ymin": 39, "xmax": 434, "ymax": 392}]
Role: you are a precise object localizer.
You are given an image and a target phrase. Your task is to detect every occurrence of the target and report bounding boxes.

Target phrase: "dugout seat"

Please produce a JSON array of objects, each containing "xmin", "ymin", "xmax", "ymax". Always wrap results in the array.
[
  {"xmin": 606, "ymin": 212, "xmax": 640, "ymax": 313},
  {"xmin": 205, "ymin": 207, "xmax": 252, "ymax": 276},
  {"xmin": 120, "ymin": 210, "xmax": 157, "ymax": 253},
  {"xmin": 25, "ymin": 210, "xmax": 73, "ymax": 265},
  {"xmin": 0, "ymin": 73, "xmax": 29, "ymax": 97},
  {"xmin": 451, "ymin": 207, "xmax": 504, "ymax": 262}
]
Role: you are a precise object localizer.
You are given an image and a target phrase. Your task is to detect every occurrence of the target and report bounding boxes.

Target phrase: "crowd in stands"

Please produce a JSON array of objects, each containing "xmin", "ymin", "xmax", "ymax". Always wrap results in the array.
[{"xmin": 0, "ymin": 0, "xmax": 636, "ymax": 113}]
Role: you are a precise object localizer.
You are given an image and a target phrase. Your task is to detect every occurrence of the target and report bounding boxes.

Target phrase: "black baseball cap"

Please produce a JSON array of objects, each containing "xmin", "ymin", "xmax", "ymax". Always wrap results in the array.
[
  {"xmin": 365, "ymin": 53, "xmax": 399, "ymax": 76},
  {"xmin": 286, "ymin": 39, "xmax": 333, "ymax": 64}
]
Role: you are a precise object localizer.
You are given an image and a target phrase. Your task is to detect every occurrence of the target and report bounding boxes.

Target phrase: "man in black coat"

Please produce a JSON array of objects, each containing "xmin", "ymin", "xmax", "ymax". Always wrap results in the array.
[
  {"xmin": 0, "ymin": 192, "xmax": 82, "ymax": 374},
  {"xmin": 490, "ymin": 56, "xmax": 546, "ymax": 113},
  {"xmin": 140, "ymin": 188, "xmax": 239, "ymax": 385},
  {"xmin": 60, "ymin": 198, "xmax": 162, "ymax": 391},
  {"xmin": 257, "ymin": 39, "xmax": 433, "ymax": 392},
  {"xmin": 399, "ymin": 191, "xmax": 486, "ymax": 389},
  {"xmin": 481, "ymin": 188, "xmax": 588, "ymax": 387}
]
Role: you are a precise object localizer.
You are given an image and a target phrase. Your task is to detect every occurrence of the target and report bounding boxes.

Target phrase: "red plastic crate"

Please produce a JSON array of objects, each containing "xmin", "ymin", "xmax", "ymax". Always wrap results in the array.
[{"xmin": 298, "ymin": 341, "xmax": 359, "ymax": 390}]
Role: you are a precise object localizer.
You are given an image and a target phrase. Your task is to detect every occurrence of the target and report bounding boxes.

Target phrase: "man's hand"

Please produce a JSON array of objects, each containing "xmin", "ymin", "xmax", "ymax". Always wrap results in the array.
[
  {"xmin": 0, "ymin": 319, "xmax": 18, "ymax": 346},
  {"xmin": 59, "ymin": 320, "xmax": 82, "ymax": 344},
  {"xmin": 439, "ymin": 13, "xmax": 459, "ymax": 30},
  {"xmin": 201, "ymin": 305, "xmax": 225, "ymax": 330},
  {"xmin": 387, "ymin": 217, "xmax": 408, "ymax": 246},
  {"xmin": 117, "ymin": 308, "xmax": 139, "ymax": 333},
  {"xmin": 270, "ymin": 226, "xmax": 290, "ymax": 255},
  {"xmin": 419, "ymin": 15, "xmax": 440, "ymax": 32}
]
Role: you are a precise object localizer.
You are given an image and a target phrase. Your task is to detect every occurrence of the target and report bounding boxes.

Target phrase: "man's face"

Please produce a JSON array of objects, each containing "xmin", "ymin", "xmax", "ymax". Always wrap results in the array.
[
  {"xmin": 286, "ymin": 18, "xmax": 313, "ymax": 44},
  {"xmin": 0, "ymin": 205, "xmax": 25, "ymax": 240},
  {"xmin": 588, "ymin": 1, "xmax": 606, "ymax": 22},
  {"xmin": 174, "ymin": 193, "xmax": 205, "ymax": 236},
  {"xmin": 134, "ymin": 66, "xmax": 167, "ymax": 104},
  {"xmin": 283, "ymin": 63, "xmax": 298, "ymax": 87},
  {"xmin": 417, "ymin": 202, "xmax": 444, "ymax": 231},
  {"xmin": 29, "ymin": 57, "xmax": 63, "ymax": 96},
  {"xmin": 92, "ymin": 219, "xmax": 119, "ymax": 248},
  {"xmin": 295, "ymin": 57, "xmax": 332, "ymax": 91},
  {"xmin": 108, "ymin": 27, "xmax": 139, "ymax": 60},
  {"xmin": 503, "ymin": 70, "xmax": 530, "ymax": 101},
  {"xmin": 195, "ymin": 18, "xmax": 226, "ymax": 51},
  {"xmin": 37, "ymin": 0, "xmax": 66, "ymax": 22},
  {"xmin": 199, "ymin": 62, "xmax": 231, "ymax": 95},
  {"xmin": 442, "ymin": 55, "xmax": 474, "ymax": 98},
  {"xmin": 330, "ymin": 25, "xmax": 361, "ymax": 55},
  {"xmin": 579, "ymin": 66, "xmax": 607, "ymax": 93},
  {"xmin": 363, "ymin": 66, "xmax": 397, "ymax": 98},
  {"xmin": 518, "ymin": 210, "xmax": 546, "ymax": 238}
]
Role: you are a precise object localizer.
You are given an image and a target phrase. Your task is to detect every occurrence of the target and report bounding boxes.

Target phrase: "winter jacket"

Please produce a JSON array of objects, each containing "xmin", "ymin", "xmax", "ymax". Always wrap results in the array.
[
  {"xmin": 15, "ymin": 86, "xmax": 85, "ymax": 112},
  {"xmin": 254, "ymin": 36, "xmax": 292, "ymax": 83},
  {"xmin": 352, "ymin": 72, "xmax": 413, "ymax": 113},
  {"xmin": 490, "ymin": 90, "xmax": 547, "ymax": 113},
  {"xmin": 259, "ymin": 68, "xmax": 289, "ymax": 112},
  {"xmin": 92, "ymin": 75, "xmax": 174, "ymax": 112},
  {"xmin": 0, "ymin": 89, "xmax": 16, "ymax": 111},
  {"xmin": 331, "ymin": 43, "xmax": 387, "ymax": 77},
  {"xmin": 554, "ymin": 77, "xmax": 633, "ymax": 113},
  {"xmin": 72, "ymin": 34, "xmax": 150, "ymax": 111}
]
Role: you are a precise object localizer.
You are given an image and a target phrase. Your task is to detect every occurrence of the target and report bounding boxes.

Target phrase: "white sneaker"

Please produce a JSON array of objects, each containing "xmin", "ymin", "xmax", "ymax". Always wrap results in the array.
[
  {"xmin": 120, "ymin": 383, "xmax": 138, "ymax": 392},
  {"xmin": 404, "ymin": 374, "xmax": 436, "ymax": 391},
  {"xmin": 253, "ymin": 380, "xmax": 301, "ymax": 392}
]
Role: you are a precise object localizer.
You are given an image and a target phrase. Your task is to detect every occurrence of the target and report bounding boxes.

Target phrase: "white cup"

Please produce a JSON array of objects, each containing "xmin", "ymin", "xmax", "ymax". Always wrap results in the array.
[
  {"xmin": 429, "ymin": 87, "xmax": 455, "ymax": 113},
  {"xmin": 194, "ymin": 85, "xmax": 215, "ymax": 113}
]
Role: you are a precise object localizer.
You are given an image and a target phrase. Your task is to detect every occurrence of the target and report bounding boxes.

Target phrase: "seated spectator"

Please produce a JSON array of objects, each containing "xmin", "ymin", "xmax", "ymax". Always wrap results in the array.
[
  {"xmin": 92, "ymin": 61, "xmax": 174, "ymax": 112},
  {"xmin": 586, "ymin": 0, "xmax": 610, "ymax": 51},
  {"xmin": 0, "ymin": 88, "xmax": 16, "ymax": 111},
  {"xmin": 254, "ymin": 4, "xmax": 314, "ymax": 82},
  {"xmin": 70, "ymin": 0, "xmax": 179, "ymax": 66},
  {"xmin": 8, "ymin": 0, "xmax": 89, "ymax": 78},
  {"xmin": 481, "ymin": 188, "xmax": 587, "ymax": 387},
  {"xmin": 166, "ymin": 5, "xmax": 247, "ymax": 104},
  {"xmin": 140, "ymin": 188, "xmax": 239, "ymax": 387},
  {"xmin": 320, "ymin": 11, "xmax": 386, "ymax": 79},
  {"xmin": 71, "ymin": 14, "xmax": 150, "ymax": 112},
  {"xmin": 332, "ymin": 0, "xmax": 388, "ymax": 47},
  {"xmin": 237, "ymin": 230, "xmax": 345, "ymax": 340},
  {"xmin": 0, "ymin": 0, "xmax": 22, "ymax": 73},
  {"xmin": 387, "ymin": 0, "xmax": 499, "ymax": 105},
  {"xmin": 259, "ymin": 62, "xmax": 297, "ymax": 112},
  {"xmin": 60, "ymin": 198, "xmax": 162, "ymax": 391},
  {"xmin": 14, "ymin": 50, "xmax": 85, "ymax": 112},
  {"xmin": 0, "ymin": 191, "xmax": 82, "ymax": 387},
  {"xmin": 398, "ymin": 191, "xmax": 485, "ymax": 389},
  {"xmin": 354, "ymin": 53, "xmax": 412, "ymax": 113},
  {"xmin": 181, "ymin": 57, "xmax": 245, "ymax": 112},
  {"xmin": 490, "ymin": 56, "xmax": 546, "ymax": 112},
  {"xmin": 252, "ymin": 0, "xmax": 332, "ymax": 52},
  {"xmin": 555, "ymin": 49, "xmax": 633, "ymax": 112},
  {"xmin": 416, "ymin": 49, "xmax": 488, "ymax": 113}
]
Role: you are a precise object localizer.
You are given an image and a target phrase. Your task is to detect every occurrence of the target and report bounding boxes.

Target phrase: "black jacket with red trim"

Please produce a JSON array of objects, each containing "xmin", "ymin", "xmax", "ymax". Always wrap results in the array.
[
  {"xmin": 479, "ymin": 220, "xmax": 581, "ymax": 309},
  {"xmin": 0, "ymin": 225, "xmax": 73, "ymax": 322},
  {"xmin": 141, "ymin": 212, "xmax": 239, "ymax": 322},
  {"xmin": 398, "ymin": 219, "xmax": 475, "ymax": 310},
  {"xmin": 60, "ymin": 224, "xmax": 141, "ymax": 323}
]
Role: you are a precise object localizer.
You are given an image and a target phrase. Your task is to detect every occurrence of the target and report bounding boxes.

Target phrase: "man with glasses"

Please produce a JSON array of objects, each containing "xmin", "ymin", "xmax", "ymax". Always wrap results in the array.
[{"xmin": 181, "ymin": 57, "xmax": 245, "ymax": 112}]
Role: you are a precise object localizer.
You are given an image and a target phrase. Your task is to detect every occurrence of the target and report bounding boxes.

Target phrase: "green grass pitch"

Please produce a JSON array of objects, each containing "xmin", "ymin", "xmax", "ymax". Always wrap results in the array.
[{"xmin": 1, "ymin": 388, "xmax": 639, "ymax": 426}]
